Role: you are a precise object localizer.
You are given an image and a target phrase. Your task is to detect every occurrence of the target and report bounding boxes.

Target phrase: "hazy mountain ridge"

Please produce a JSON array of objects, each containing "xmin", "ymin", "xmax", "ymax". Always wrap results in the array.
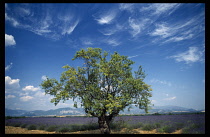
[{"xmin": 5, "ymin": 106, "xmax": 204, "ymax": 117}]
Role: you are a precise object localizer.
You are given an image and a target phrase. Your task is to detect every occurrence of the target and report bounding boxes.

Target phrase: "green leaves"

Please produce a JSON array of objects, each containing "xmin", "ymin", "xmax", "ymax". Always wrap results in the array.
[
  {"xmin": 40, "ymin": 47, "xmax": 153, "ymax": 118},
  {"xmin": 134, "ymin": 66, "xmax": 146, "ymax": 80},
  {"xmin": 72, "ymin": 47, "xmax": 102, "ymax": 61},
  {"xmin": 40, "ymin": 78, "xmax": 62, "ymax": 96}
]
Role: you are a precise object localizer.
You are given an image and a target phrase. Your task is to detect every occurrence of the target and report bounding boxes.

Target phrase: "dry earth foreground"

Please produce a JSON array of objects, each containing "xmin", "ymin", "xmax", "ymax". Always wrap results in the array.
[{"xmin": 5, "ymin": 126, "xmax": 182, "ymax": 134}]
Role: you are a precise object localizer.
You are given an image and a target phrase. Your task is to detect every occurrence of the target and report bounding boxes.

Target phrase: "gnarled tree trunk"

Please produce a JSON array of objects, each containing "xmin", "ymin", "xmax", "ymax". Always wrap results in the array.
[{"xmin": 98, "ymin": 116, "xmax": 112, "ymax": 134}]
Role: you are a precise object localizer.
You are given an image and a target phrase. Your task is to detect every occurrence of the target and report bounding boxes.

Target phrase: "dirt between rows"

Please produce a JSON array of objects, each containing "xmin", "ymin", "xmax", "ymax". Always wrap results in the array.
[{"xmin": 5, "ymin": 126, "xmax": 182, "ymax": 134}]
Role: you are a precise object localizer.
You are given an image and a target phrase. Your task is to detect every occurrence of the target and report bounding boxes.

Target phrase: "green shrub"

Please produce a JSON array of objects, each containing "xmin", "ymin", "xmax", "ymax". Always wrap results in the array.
[
  {"xmin": 128, "ymin": 122, "xmax": 144, "ymax": 129},
  {"xmin": 45, "ymin": 125, "xmax": 57, "ymax": 132},
  {"xmin": 190, "ymin": 123, "xmax": 201, "ymax": 129},
  {"xmin": 69, "ymin": 124, "xmax": 82, "ymax": 132},
  {"xmin": 20, "ymin": 123, "xmax": 27, "ymax": 128},
  {"xmin": 57, "ymin": 127, "xmax": 71, "ymax": 133},
  {"xmin": 110, "ymin": 118, "xmax": 128, "ymax": 131},
  {"xmin": 175, "ymin": 122, "xmax": 184, "ymax": 130},
  {"xmin": 13, "ymin": 123, "xmax": 22, "ymax": 127},
  {"xmin": 27, "ymin": 124, "xmax": 37, "ymax": 130},
  {"xmin": 80, "ymin": 123, "xmax": 98, "ymax": 131},
  {"xmin": 38, "ymin": 125, "xmax": 46, "ymax": 130},
  {"xmin": 141, "ymin": 123, "xmax": 156, "ymax": 131},
  {"xmin": 182, "ymin": 126, "xmax": 191, "ymax": 134},
  {"xmin": 157, "ymin": 125, "xmax": 175, "ymax": 133},
  {"xmin": 154, "ymin": 122, "xmax": 161, "ymax": 128}
]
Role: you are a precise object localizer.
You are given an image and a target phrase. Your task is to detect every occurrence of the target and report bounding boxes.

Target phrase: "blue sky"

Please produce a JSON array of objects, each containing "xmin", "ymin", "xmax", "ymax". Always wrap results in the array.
[{"xmin": 5, "ymin": 3, "xmax": 205, "ymax": 111}]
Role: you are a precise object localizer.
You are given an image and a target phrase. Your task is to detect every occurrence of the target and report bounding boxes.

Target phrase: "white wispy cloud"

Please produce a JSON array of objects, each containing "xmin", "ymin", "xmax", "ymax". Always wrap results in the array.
[
  {"xmin": 31, "ymin": 12, "xmax": 53, "ymax": 36},
  {"xmin": 5, "ymin": 62, "xmax": 13, "ymax": 71},
  {"xmin": 5, "ymin": 34, "xmax": 16, "ymax": 47},
  {"xmin": 150, "ymin": 23, "xmax": 171, "ymax": 38},
  {"xmin": 96, "ymin": 15, "xmax": 115, "ymax": 25},
  {"xmin": 173, "ymin": 12, "xmax": 204, "ymax": 31},
  {"xmin": 81, "ymin": 39, "xmax": 94, "ymax": 45},
  {"xmin": 94, "ymin": 9, "xmax": 118, "ymax": 25},
  {"xmin": 17, "ymin": 6, "xmax": 31, "ymax": 18},
  {"xmin": 6, "ymin": 5, "xmax": 53, "ymax": 39},
  {"xmin": 5, "ymin": 13, "xmax": 20, "ymax": 27},
  {"xmin": 99, "ymin": 24, "xmax": 123, "ymax": 36},
  {"xmin": 165, "ymin": 34, "xmax": 194, "ymax": 42},
  {"xmin": 5, "ymin": 4, "xmax": 79, "ymax": 41},
  {"xmin": 22, "ymin": 85, "xmax": 41, "ymax": 92},
  {"xmin": 128, "ymin": 55, "xmax": 139, "ymax": 59},
  {"xmin": 140, "ymin": 3, "xmax": 180, "ymax": 16},
  {"xmin": 106, "ymin": 38, "xmax": 121, "ymax": 46},
  {"xmin": 163, "ymin": 17, "xmax": 203, "ymax": 43},
  {"xmin": 150, "ymin": 11, "xmax": 204, "ymax": 44},
  {"xmin": 164, "ymin": 96, "xmax": 176, "ymax": 101},
  {"xmin": 150, "ymin": 78, "xmax": 172, "ymax": 87},
  {"xmin": 128, "ymin": 17, "xmax": 150, "ymax": 37},
  {"xmin": 61, "ymin": 19, "xmax": 79, "ymax": 35},
  {"xmin": 169, "ymin": 47, "xmax": 204, "ymax": 64},
  {"xmin": 128, "ymin": 18, "xmax": 141, "ymax": 37},
  {"xmin": 119, "ymin": 3, "xmax": 135, "ymax": 12},
  {"xmin": 83, "ymin": 41, "xmax": 93, "ymax": 45},
  {"xmin": 99, "ymin": 29, "xmax": 116, "ymax": 36}
]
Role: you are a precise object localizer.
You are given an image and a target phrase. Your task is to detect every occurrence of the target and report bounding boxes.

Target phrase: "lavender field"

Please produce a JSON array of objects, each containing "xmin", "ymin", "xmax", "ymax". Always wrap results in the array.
[{"xmin": 5, "ymin": 114, "xmax": 205, "ymax": 134}]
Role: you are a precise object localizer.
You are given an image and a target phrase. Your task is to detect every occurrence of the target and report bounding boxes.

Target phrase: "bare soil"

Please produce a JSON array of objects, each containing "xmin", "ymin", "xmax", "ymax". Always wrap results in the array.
[{"xmin": 5, "ymin": 126, "xmax": 182, "ymax": 134}]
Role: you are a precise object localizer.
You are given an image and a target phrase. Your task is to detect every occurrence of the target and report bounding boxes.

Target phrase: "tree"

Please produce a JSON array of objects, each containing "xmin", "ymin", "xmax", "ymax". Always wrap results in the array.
[{"xmin": 40, "ymin": 47, "xmax": 152, "ymax": 134}]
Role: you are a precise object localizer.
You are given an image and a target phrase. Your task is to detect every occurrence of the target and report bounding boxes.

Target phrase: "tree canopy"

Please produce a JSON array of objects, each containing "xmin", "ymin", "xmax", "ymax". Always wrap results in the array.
[{"xmin": 41, "ymin": 47, "xmax": 152, "ymax": 134}]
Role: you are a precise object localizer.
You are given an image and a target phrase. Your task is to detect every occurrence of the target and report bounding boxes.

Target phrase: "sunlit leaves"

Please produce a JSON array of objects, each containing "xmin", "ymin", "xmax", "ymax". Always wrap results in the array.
[{"xmin": 40, "ymin": 47, "xmax": 152, "ymax": 118}]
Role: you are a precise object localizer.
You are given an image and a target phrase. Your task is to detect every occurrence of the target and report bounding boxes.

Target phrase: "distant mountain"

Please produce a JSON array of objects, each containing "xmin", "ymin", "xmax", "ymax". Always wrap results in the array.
[
  {"xmin": 5, "ymin": 108, "xmax": 28, "ymax": 116},
  {"xmin": 22, "ymin": 107, "xmax": 85, "ymax": 116},
  {"xmin": 5, "ymin": 107, "xmax": 85, "ymax": 117},
  {"xmin": 5, "ymin": 105, "xmax": 204, "ymax": 117},
  {"xmin": 120, "ymin": 105, "xmax": 202, "ymax": 115},
  {"xmin": 148, "ymin": 105, "xmax": 200, "ymax": 114}
]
